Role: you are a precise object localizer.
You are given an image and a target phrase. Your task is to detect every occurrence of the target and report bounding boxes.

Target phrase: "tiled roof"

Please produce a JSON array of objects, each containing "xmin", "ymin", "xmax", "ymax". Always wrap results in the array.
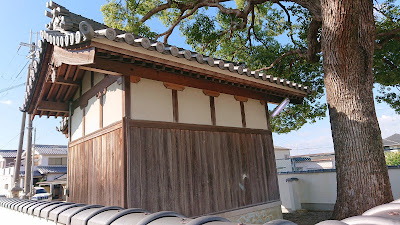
[
  {"xmin": 22, "ymin": 1, "xmax": 309, "ymax": 112},
  {"xmin": 383, "ymin": 133, "xmax": 400, "ymax": 146},
  {"xmin": 0, "ymin": 150, "xmax": 18, "ymax": 158},
  {"xmin": 34, "ymin": 144, "xmax": 68, "ymax": 155},
  {"xmin": 20, "ymin": 170, "xmax": 42, "ymax": 177},
  {"xmin": 36, "ymin": 166, "xmax": 67, "ymax": 174}
]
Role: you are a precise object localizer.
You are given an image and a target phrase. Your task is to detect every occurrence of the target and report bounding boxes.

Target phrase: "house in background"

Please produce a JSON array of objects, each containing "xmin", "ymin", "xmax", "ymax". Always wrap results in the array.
[
  {"xmin": 274, "ymin": 146, "xmax": 293, "ymax": 172},
  {"xmin": 0, "ymin": 145, "xmax": 67, "ymax": 198},
  {"xmin": 291, "ymin": 153, "xmax": 336, "ymax": 171},
  {"xmin": 0, "ymin": 150, "xmax": 17, "ymax": 169},
  {"xmin": 383, "ymin": 133, "xmax": 400, "ymax": 152}
]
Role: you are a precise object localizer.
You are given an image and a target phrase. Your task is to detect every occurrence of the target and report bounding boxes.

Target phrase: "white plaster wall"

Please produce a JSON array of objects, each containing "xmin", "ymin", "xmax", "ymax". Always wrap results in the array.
[
  {"xmin": 81, "ymin": 71, "xmax": 91, "ymax": 94},
  {"xmin": 93, "ymin": 72, "xmax": 104, "ymax": 86},
  {"xmin": 103, "ymin": 81, "xmax": 123, "ymax": 127},
  {"xmin": 245, "ymin": 99, "xmax": 268, "ymax": 130},
  {"xmin": 214, "ymin": 93, "xmax": 242, "ymax": 127},
  {"xmin": 178, "ymin": 87, "xmax": 212, "ymax": 125},
  {"xmin": 71, "ymin": 106, "xmax": 83, "ymax": 141},
  {"xmin": 85, "ymin": 96, "xmax": 100, "ymax": 135},
  {"xmin": 131, "ymin": 78, "xmax": 173, "ymax": 122},
  {"xmin": 278, "ymin": 168, "xmax": 400, "ymax": 211}
]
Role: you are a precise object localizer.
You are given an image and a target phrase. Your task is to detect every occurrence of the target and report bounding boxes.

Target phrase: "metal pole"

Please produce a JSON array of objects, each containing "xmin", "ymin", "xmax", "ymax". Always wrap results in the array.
[{"xmin": 23, "ymin": 115, "xmax": 33, "ymax": 199}]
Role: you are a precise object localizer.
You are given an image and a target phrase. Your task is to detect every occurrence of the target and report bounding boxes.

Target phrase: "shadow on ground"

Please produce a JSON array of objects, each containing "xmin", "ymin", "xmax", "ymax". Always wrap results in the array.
[{"xmin": 283, "ymin": 211, "xmax": 333, "ymax": 225}]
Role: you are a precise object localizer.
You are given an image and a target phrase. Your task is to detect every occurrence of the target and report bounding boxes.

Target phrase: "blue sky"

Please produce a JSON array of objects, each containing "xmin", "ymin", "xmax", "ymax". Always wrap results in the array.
[{"xmin": 0, "ymin": 0, "xmax": 398, "ymax": 156}]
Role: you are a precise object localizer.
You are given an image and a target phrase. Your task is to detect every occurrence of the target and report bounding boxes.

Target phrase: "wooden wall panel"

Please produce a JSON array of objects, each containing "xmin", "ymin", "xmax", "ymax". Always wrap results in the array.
[
  {"xmin": 127, "ymin": 120, "xmax": 279, "ymax": 217},
  {"xmin": 68, "ymin": 125, "xmax": 125, "ymax": 207}
]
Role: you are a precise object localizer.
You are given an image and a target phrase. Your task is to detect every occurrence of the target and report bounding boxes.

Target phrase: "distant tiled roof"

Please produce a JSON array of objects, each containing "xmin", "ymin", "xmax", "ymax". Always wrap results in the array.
[
  {"xmin": 0, "ymin": 150, "xmax": 18, "ymax": 158},
  {"xmin": 274, "ymin": 146, "xmax": 291, "ymax": 151},
  {"xmin": 34, "ymin": 144, "xmax": 68, "ymax": 155},
  {"xmin": 383, "ymin": 133, "xmax": 400, "ymax": 147},
  {"xmin": 36, "ymin": 166, "xmax": 67, "ymax": 174},
  {"xmin": 293, "ymin": 157, "xmax": 311, "ymax": 162},
  {"xmin": 20, "ymin": 170, "xmax": 42, "ymax": 177}
]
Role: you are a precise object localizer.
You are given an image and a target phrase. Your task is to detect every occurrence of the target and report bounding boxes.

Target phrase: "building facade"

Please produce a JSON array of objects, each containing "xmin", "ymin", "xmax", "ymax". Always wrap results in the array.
[{"xmin": 20, "ymin": 2, "xmax": 309, "ymax": 223}]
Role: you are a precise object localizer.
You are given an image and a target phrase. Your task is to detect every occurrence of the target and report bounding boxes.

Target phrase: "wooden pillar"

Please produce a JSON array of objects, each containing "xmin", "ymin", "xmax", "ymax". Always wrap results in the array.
[
  {"xmin": 122, "ymin": 75, "xmax": 131, "ymax": 208},
  {"xmin": 203, "ymin": 90, "xmax": 220, "ymax": 126}
]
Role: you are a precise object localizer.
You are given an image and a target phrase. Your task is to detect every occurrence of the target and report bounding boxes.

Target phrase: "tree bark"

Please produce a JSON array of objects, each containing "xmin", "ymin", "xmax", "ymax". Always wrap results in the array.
[{"xmin": 320, "ymin": 0, "xmax": 393, "ymax": 219}]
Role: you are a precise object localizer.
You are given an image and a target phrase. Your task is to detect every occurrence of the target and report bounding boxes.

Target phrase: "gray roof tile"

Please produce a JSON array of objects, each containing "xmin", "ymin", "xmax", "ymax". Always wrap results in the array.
[
  {"xmin": 0, "ymin": 150, "xmax": 18, "ymax": 158},
  {"xmin": 34, "ymin": 144, "xmax": 68, "ymax": 155}
]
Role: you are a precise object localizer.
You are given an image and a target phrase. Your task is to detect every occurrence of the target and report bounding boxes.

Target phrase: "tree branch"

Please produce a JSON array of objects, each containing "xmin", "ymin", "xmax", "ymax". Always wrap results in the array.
[{"xmin": 255, "ymin": 49, "xmax": 305, "ymax": 71}]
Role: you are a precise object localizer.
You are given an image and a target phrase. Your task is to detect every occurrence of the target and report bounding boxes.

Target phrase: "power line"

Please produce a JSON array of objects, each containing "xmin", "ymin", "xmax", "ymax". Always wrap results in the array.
[{"xmin": 0, "ymin": 82, "xmax": 26, "ymax": 94}]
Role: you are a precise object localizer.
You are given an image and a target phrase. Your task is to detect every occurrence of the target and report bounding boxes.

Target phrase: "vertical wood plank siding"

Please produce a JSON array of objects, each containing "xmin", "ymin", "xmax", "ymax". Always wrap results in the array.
[
  {"xmin": 68, "ymin": 124, "xmax": 125, "ymax": 207},
  {"xmin": 127, "ymin": 120, "xmax": 279, "ymax": 217}
]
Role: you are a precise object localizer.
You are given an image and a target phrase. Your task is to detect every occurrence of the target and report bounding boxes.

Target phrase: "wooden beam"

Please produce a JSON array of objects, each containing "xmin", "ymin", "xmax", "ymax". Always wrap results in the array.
[
  {"xmin": 64, "ymin": 65, "xmax": 77, "ymax": 80},
  {"xmin": 72, "ymin": 75, "xmax": 120, "ymax": 110},
  {"xmin": 52, "ymin": 46, "xmax": 95, "ymax": 67},
  {"xmin": 164, "ymin": 82, "xmax": 185, "ymax": 91},
  {"xmin": 203, "ymin": 90, "xmax": 220, "ymax": 97},
  {"xmin": 265, "ymin": 103, "xmax": 272, "ymax": 131},
  {"xmin": 85, "ymin": 57, "xmax": 287, "ymax": 103},
  {"xmin": 54, "ymin": 77, "xmax": 80, "ymax": 86},
  {"xmin": 172, "ymin": 90, "xmax": 179, "ymax": 122},
  {"xmin": 82, "ymin": 107, "xmax": 86, "ymax": 137},
  {"xmin": 235, "ymin": 95, "xmax": 248, "ymax": 102},
  {"xmin": 78, "ymin": 65, "xmax": 122, "ymax": 76},
  {"xmin": 37, "ymin": 101, "xmax": 69, "ymax": 112},
  {"xmin": 240, "ymin": 101, "xmax": 246, "ymax": 128},
  {"xmin": 210, "ymin": 96, "xmax": 216, "ymax": 126},
  {"xmin": 130, "ymin": 76, "xmax": 140, "ymax": 83},
  {"xmin": 122, "ymin": 75, "xmax": 131, "ymax": 118}
]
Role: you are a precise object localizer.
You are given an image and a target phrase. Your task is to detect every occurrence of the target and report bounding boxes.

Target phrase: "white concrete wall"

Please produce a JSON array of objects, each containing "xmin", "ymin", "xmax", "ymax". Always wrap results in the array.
[
  {"xmin": 215, "ymin": 93, "xmax": 242, "ymax": 127},
  {"xmin": 244, "ymin": 99, "xmax": 268, "ymax": 129},
  {"xmin": 178, "ymin": 87, "xmax": 212, "ymax": 125},
  {"xmin": 103, "ymin": 81, "xmax": 123, "ymax": 127},
  {"xmin": 130, "ymin": 78, "xmax": 173, "ymax": 122},
  {"xmin": 0, "ymin": 167, "xmax": 14, "ymax": 196},
  {"xmin": 278, "ymin": 167, "xmax": 400, "ymax": 211}
]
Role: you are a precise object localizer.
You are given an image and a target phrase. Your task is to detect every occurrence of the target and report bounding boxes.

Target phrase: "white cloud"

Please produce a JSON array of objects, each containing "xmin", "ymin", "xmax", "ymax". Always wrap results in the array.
[
  {"xmin": 0, "ymin": 100, "xmax": 12, "ymax": 105},
  {"xmin": 378, "ymin": 114, "xmax": 400, "ymax": 138}
]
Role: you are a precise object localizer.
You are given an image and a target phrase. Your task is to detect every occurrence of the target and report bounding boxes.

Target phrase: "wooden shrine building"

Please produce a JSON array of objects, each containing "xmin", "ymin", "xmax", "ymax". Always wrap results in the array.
[{"xmin": 22, "ymin": 1, "xmax": 309, "ymax": 222}]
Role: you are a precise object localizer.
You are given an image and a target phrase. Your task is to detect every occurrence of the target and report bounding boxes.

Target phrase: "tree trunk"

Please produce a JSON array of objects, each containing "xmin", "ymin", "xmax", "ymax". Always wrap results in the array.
[{"xmin": 320, "ymin": 0, "xmax": 393, "ymax": 220}]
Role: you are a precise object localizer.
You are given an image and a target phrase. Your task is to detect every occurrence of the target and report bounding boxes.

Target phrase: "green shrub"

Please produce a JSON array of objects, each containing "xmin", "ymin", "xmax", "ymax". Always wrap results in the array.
[{"xmin": 385, "ymin": 151, "xmax": 400, "ymax": 166}]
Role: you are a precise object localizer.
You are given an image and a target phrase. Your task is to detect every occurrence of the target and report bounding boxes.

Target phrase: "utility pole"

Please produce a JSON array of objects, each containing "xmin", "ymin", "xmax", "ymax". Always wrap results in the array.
[
  {"xmin": 13, "ymin": 29, "xmax": 38, "ymax": 199},
  {"xmin": 12, "ymin": 30, "xmax": 38, "ymax": 197},
  {"xmin": 30, "ymin": 127, "xmax": 36, "ymax": 196},
  {"xmin": 23, "ymin": 116, "xmax": 33, "ymax": 199}
]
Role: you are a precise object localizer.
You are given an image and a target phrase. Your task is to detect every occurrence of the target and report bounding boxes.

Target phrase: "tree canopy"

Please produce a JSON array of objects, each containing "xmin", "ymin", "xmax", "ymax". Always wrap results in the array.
[{"xmin": 101, "ymin": 0, "xmax": 400, "ymax": 134}]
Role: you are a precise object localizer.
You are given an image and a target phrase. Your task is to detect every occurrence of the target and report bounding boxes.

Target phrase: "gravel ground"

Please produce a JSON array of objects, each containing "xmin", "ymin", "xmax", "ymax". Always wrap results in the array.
[{"xmin": 283, "ymin": 211, "xmax": 333, "ymax": 225}]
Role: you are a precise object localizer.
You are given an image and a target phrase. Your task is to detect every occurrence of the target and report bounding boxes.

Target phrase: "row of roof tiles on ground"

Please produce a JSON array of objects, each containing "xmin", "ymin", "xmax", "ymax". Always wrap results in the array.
[{"xmin": 0, "ymin": 197, "xmax": 295, "ymax": 225}]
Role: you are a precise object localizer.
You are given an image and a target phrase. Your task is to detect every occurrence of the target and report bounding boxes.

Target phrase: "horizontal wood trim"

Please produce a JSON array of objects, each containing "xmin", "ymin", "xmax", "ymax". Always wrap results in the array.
[
  {"xmin": 69, "ymin": 120, "xmax": 123, "ymax": 147},
  {"xmin": 37, "ymin": 100, "xmax": 69, "ymax": 113},
  {"xmin": 78, "ymin": 65, "xmax": 122, "ymax": 76},
  {"xmin": 85, "ymin": 57, "xmax": 284, "ymax": 103},
  {"xmin": 72, "ymin": 75, "xmax": 120, "ymax": 110},
  {"xmin": 128, "ymin": 119, "xmax": 271, "ymax": 135}
]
